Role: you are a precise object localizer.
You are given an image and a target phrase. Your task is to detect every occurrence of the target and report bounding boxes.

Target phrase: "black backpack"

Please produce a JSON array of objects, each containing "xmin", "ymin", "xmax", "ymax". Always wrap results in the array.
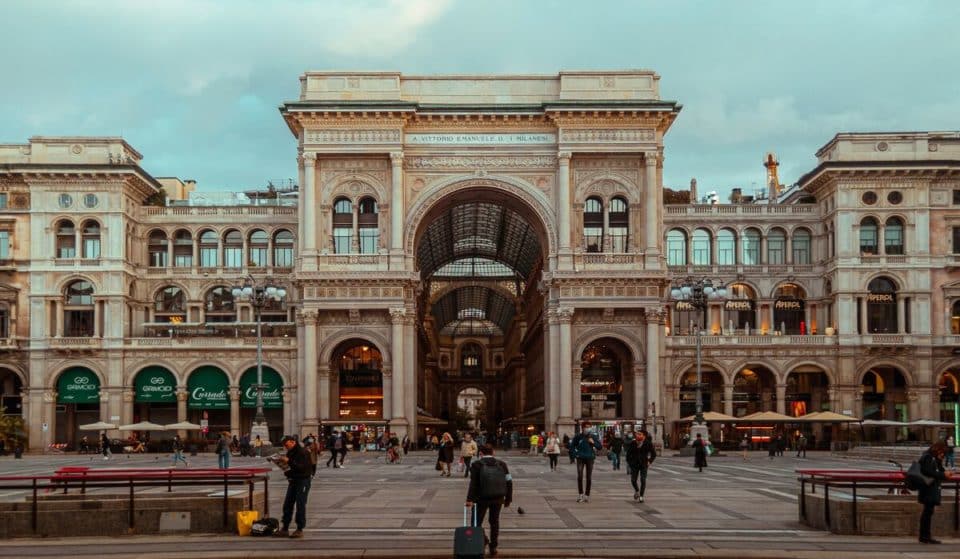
[
  {"xmin": 250, "ymin": 517, "xmax": 279, "ymax": 536},
  {"xmin": 477, "ymin": 460, "xmax": 507, "ymax": 500}
]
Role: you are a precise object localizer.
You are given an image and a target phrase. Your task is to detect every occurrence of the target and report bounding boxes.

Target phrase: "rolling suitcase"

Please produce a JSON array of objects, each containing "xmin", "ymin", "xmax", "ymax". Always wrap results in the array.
[{"xmin": 454, "ymin": 505, "xmax": 485, "ymax": 558}]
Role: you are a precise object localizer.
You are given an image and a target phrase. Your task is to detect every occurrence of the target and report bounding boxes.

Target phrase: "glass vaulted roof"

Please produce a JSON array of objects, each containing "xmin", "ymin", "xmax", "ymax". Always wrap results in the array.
[{"xmin": 433, "ymin": 286, "xmax": 515, "ymax": 337}]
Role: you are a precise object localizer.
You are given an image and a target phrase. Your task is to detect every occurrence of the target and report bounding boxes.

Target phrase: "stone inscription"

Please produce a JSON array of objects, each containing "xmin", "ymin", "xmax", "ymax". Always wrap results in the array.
[
  {"xmin": 561, "ymin": 129, "xmax": 655, "ymax": 143},
  {"xmin": 405, "ymin": 155, "xmax": 557, "ymax": 169},
  {"xmin": 306, "ymin": 130, "xmax": 401, "ymax": 144},
  {"xmin": 404, "ymin": 133, "xmax": 556, "ymax": 145}
]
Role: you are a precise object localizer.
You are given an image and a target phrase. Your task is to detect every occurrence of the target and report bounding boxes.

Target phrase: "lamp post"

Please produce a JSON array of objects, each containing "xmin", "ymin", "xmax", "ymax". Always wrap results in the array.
[
  {"xmin": 232, "ymin": 277, "xmax": 287, "ymax": 443},
  {"xmin": 670, "ymin": 277, "xmax": 727, "ymax": 443}
]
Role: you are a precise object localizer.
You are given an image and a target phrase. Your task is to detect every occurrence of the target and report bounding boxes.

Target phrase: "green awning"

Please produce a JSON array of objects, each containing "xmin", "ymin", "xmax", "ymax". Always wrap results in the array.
[
  {"xmin": 240, "ymin": 366, "xmax": 284, "ymax": 409},
  {"xmin": 187, "ymin": 366, "xmax": 229, "ymax": 410},
  {"xmin": 57, "ymin": 367, "xmax": 100, "ymax": 404},
  {"xmin": 134, "ymin": 366, "xmax": 177, "ymax": 403}
]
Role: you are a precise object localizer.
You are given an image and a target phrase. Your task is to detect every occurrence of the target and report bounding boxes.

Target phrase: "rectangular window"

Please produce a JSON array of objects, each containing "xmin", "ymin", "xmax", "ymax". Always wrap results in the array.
[
  {"xmin": 149, "ymin": 248, "xmax": 167, "ymax": 267},
  {"xmin": 608, "ymin": 227, "xmax": 628, "ymax": 253},
  {"xmin": 0, "ymin": 231, "xmax": 8, "ymax": 260},
  {"xmin": 64, "ymin": 310, "xmax": 94, "ymax": 337},
  {"xmin": 859, "ymin": 229, "xmax": 877, "ymax": 254},
  {"xmin": 333, "ymin": 228, "xmax": 352, "ymax": 254},
  {"xmin": 200, "ymin": 247, "xmax": 218, "ymax": 267},
  {"xmin": 792, "ymin": 241, "xmax": 810, "ymax": 264},
  {"xmin": 358, "ymin": 228, "xmax": 378, "ymax": 255},
  {"xmin": 223, "ymin": 247, "xmax": 242, "ymax": 268},
  {"xmin": 0, "ymin": 308, "xmax": 7, "ymax": 338},
  {"xmin": 274, "ymin": 247, "xmax": 293, "ymax": 267},
  {"xmin": 0, "ymin": 193, "xmax": 7, "ymax": 209},
  {"xmin": 83, "ymin": 239, "xmax": 100, "ymax": 259},
  {"xmin": 58, "ymin": 240, "xmax": 76, "ymax": 259},
  {"xmin": 249, "ymin": 247, "xmax": 267, "ymax": 267},
  {"xmin": 667, "ymin": 239, "xmax": 686, "ymax": 266},
  {"xmin": 173, "ymin": 253, "xmax": 192, "ymax": 267},
  {"xmin": 767, "ymin": 239, "xmax": 785, "ymax": 265},
  {"xmin": 717, "ymin": 241, "xmax": 735, "ymax": 265},
  {"xmin": 742, "ymin": 239, "xmax": 760, "ymax": 265},
  {"xmin": 885, "ymin": 228, "xmax": 903, "ymax": 255},
  {"xmin": 584, "ymin": 228, "xmax": 603, "ymax": 253},
  {"xmin": 692, "ymin": 238, "xmax": 710, "ymax": 265},
  {"xmin": 954, "ymin": 190, "xmax": 960, "ymax": 205},
  {"xmin": 953, "ymin": 228, "xmax": 960, "ymax": 254}
]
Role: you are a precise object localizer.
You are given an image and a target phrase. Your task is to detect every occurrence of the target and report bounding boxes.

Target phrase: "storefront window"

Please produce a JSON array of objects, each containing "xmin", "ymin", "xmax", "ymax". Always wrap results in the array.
[
  {"xmin": 773, "ymin": 283, "xmax": 807, "ymax": 334},
  {"xmin": 724, "ymin": 283, "xmax": 756, "ymax": 331},
  {"xmin": 580, "ymin": 342, "xmax": 623, "ymax": 419},
  {"xmin": 867, "ymin": 277, "xmax": 897, "ymax": 333},
  {"xmin": 338, "ymin": 344, "xmax": 384, "ymax": 419}
]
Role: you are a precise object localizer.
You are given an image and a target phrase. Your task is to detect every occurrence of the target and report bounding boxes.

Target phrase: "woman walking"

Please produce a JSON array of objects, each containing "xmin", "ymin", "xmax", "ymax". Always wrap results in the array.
[
  {"xmin": 570, "ymin": 424, "xmax": 602, "ymax": 503},
  {"xmin": 692, "ymin": 433, "xmax": 707, "ymax": 472},
  {"xmin": 625, "ymin": 430, "xmax": 656, "ymax": 502},
  {"xmin": 916, "ymin": 441, "xmax": 953, "ymax": 544},
  {"xmin": 460, "ymin": 433, "xmax": 478, "ymax": 477},
  {"xmin": 172, "ymin": 435, "xmax": 189, "ymax": 467},
  {"xmin": 544, "ymin": 432, "xmax": 561, "ymax": 471},
  {"xmin": 438, "ymin": 432, "xmax": 455, "ymax": 477}
]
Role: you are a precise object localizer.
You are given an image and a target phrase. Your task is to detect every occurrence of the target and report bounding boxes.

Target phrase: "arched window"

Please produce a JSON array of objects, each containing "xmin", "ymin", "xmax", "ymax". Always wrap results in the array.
[
  {"xmin": 204, "ymin": 287, "xmax": 235, "ymax": 323},
  {"xmin": 867, "ymin": 277, "xmax": 897, "ymax": 333},
  {"xmin": 667, "ymin": 229, "xmax": 687, "ymax": 266},
  {"xmin": 792, "ymin": 228, "xmax": 812, "ymax": 265},
  {"xmin": 154, "ymin": 286, "xmax": 185, "ymax": 323},
  {"xmin": 692, "ymin": 228, "xmax": 712, "ymax": 265},
  {"xmin": 460, "ymin": 343, "xmax": 483, "ymax": 377},
  {"xmin": 81, "ymin": 220, "xmax": 101, "ymax": 259},
  {"xmin": 358, "ymin": 197, "xmax": 379, "ymax": 255},
  {"xmin": 885, "ymin": 217, "xmax": 904, "ymax": 255},
  {"xmin": 608, "ymin": 196, "xmax": 629, "ymax": 253},
  {"xmin": 725, "ymin": 283, "xmax": 757, "ymax": 331},
  {"xmin": 273, "ymin": 230, "xmax": 294, "ymax": 268},
  {"xmin": 173, "ymin": 229, "xmax": 193, "ymax": 267},
  {"xmin": 773, "ymin": 283, "xmax": 807, "ymax": 334},
  {"xmin": 148, "ymin": 230, "xmax": 167, "ymax": 267},
  {"xmin": 332, "ymin": 197, "xmax": 352, "ymax": 254},
  {"xmin": 248, "ymin": 229, "xmax": 268, "ymax": 267},
  {"xmin": 64, "ymin": 280, "xmax": 94, "ymax": 336},
  {"xmin": 223, "ymin": 230, "xmax": 242, "ymax": 268},
  {"xmin": 767, "ymin": 227, "xmax": 786, "ymax": 265},
  {"xmin": 860, "ymin": 217, "xmax": 878, "ymax": 254},
  {"xmin": 742, "ymin": 228, "xmax": 761, "ymax": 265},
  {"xmin": 56, "ymin": 220, "xmax": 76, "ymax": 258},
  {"xmin": 717, "ymin": 229, "xmax": 736, "ymax": 265},
  {"xmin": 198, "ymin": 229, "xmax": 218, "ymax": 267},
  {"xmin": 583, "ymin": 197, "xmax": 604, "ymax": 253}
]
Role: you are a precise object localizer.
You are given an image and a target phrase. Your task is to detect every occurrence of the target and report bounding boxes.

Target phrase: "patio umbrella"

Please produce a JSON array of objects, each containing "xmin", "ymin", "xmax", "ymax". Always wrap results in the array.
[
  {"xmin": 860, "ymin": 419, "xmax": 908, "ymax": 426},
  {"xmin": 78, "ymin": 421, "xmax": 118, "ymax": 431},
  {"xmin": 678, "ymin": 411, "xmax": 738, "ymax": 422},
  {"xmin": 798, "ymin": 411, "xmax": 860, "ymax": 422},
  {"xmin": 164, "ymin": 421, "xmax": 203, "ymax": 430},
  {"xmin": 737, "ymin": 411, "xmax": 797, "ymax": 422},
  {"xmin": 908, "ymin": 419, "xmax": 954, "ymax": 427},
  {"xmin": 117, "ymin": 421, "xmax": 166, "ymax": 431}
]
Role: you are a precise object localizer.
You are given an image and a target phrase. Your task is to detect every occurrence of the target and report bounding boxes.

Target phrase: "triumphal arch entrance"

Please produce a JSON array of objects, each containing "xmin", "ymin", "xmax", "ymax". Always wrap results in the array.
[{"xmin": 281, "ymin": 71, "xmax": 680, "ymax": 444}]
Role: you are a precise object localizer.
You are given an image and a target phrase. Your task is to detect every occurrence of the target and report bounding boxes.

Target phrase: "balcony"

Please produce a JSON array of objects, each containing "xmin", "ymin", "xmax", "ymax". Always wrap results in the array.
[
  {"xmin": 126, "ymin": 337, "xmax": 296, "ymax": 348},
  {"xmin": 51, "ymin": 337, "xmax": 102, "ymax": 350},
  {"xmin": 665, "ymin": 204, "xmax": 816, "ymax": 217},
  {"xmin": 666, "ymin": 334, "xmax": 837, "ymax": 347},
  {"xmin": 0, "ymin": 337, "xmax": 20, "ymax": 350},
  {"xmin": 143, "ymin": 206, "xmax": 296, "ymax": 218},
  {"xmin": 665, "ymin": 264, "xmax": 818, "ymax": 276}
]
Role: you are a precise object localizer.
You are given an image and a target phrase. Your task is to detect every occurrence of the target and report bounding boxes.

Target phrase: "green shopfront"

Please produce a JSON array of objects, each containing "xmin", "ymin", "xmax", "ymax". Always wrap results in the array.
[
  {"xmin": 55, "ymin": 366, "xmax": 101, "ymax": 448},
  {"xmin": 132, "ymin": 366, "xmax": 178, "ymax": 430},
  {"xmin": 239, "ymin": 366, "xmax": 284, "ymax": 443},
  {"xmin": 187, "ymin": 366, "xmax": 230, "ymax": 438}
]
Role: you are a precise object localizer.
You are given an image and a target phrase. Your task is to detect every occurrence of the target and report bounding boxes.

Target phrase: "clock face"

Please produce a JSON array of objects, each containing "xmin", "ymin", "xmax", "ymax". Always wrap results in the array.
[
  {"xmin": 83, "ymin": 193, "xmax": 99, "ymax": 208},
  {"xmin": 58, "ymin": 193, "xmax": 73, "ymax": 208}
]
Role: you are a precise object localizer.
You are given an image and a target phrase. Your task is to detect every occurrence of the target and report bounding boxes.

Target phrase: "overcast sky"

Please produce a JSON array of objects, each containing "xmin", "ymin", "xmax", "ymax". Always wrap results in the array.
[{"xmin": 3, "ymin": 0, "xmax": 958, "ymax": 199}]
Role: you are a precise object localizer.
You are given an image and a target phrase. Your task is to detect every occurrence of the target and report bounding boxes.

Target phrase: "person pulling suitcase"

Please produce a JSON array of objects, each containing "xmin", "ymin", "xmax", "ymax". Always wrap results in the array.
[{"xmin": 463, "ymin": 444, "xmax": 513, "ymax": 557}]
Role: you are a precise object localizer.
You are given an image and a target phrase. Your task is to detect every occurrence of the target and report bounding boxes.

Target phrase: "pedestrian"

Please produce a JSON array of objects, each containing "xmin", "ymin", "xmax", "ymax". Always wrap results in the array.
[
  {"xmin": 325, "ymin": 431, "xmax": 340, "ymax": 468},
  {"xmin": 402, "ymin": 434, "xmax": 410, "ymax": 454},
  {"xmin": 438, "ymin": 432, "xmax": 455, "ymax": 477},
  {"xmin": 563, "ymin": 434, "xmax": 574, "ymax": 464},
  {"xmin": 465, "ymin": 444, "xmax": 513, "ymax": 557},
  {"xmin": 916, "ymin": 441, "xmax": 953, "ymax": 544},
  {"xmin": 570, "ymin": 423, "xmax": 602, "ymax": 503},
  {"xmin": 544, "ymin": 432, "xmax": 561, "ymax": 471},
  {"xmin": 172, "ymin": 435, "xmax": 189, "ymax": 467},
  {"xmin": 100, "ymin": 432, "xmax": 111, "ymax": 460},
  {"xmin": 609, "ymin": 433, "xmax": 623, "ymax": 471},
  {"xmin": 216, "ymin": 432, "xmax": 231, "ymax": 469},
  {"xmin": 797, "ymin": 434, "xmax": 808, "ymax": 458},
  {"xmin": 768, "ymin": 434, "xmax": 778, "ymax": 460},
  {"xmin": 460, "ymin": 433, "xmax": 478, "ymax": 477},
  {"xmin": 529, "ymin": 432, "xmax": 539, "ymax": 455},
  {"xmin": 693, "ymin": 433, "xmax": 708, "ymax": 472},
  {"xmin": 739, "ymin": 435, "xmax": 749, "ymax": 461},
  {"xmin": 254, "ymin": 435, "xmax": 263, "ymax": 458},
  {"xmin": 338, "ymin": 432, "xmax": 350, "ymax": 467},
  {"xmin": 625, "ymin": 429, "xmax": 656, "ymax": 502},
  {"xmin": 304, "ymin": 433, "xmax": 319, "ymax": 477},
  {"xmin": 430, "ymin": 434, "xmax": 439, "ymax": 450},
  {"xmin": 274, "ymin": 435, "xmax": 312, "ymax": 538},
  {"xmin": 946, "ymin": 436, "xmax": 955, "ymax": 469},
  {"xmin": 778, "ymin": 433, "xmax": 786, "ymax": 456}
]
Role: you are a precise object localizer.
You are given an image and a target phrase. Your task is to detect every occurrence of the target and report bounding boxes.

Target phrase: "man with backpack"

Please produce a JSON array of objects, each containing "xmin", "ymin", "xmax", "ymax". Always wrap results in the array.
[{"xmin": 465, "ymin": 444, "xmax": 513, "ymax": 557}]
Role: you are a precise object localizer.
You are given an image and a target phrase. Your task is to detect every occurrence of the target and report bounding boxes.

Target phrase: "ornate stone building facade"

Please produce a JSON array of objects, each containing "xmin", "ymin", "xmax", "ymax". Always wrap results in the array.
[{"xmin": 1, "ymin": 73, "xmax": 958, "ymax": 450}]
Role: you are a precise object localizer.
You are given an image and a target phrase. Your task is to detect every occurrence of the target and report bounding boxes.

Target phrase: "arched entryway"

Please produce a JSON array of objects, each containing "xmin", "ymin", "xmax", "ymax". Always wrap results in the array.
[
  {"xmin": 239, "ymin": 366, "xmax": 284, "ymax": 443},
  {"xmin": 132, "ymin": 366, "xmax": 178, "ymax": 435},
  {"xmin": 773, "ymin": 283, "xmax": 809, "ymax": 335},
  {"xmin": 861, "ymin": 366, "xmax": 910, "ymax": 442},
  {"xmin": 579, "ymin": 339, "xmax": 631, "ymax": 421},
  {"xmin": 55, "ymin": 366, "xmax": 101, "ymax": 448},
  {"xmin": 186, "ymin": 366, "xmax": 230, "ymax": 438},
  {"xmin": 786, "ymin": 366, "xmax": 832, "ymax": 449},
  {"xmin": 329, "ymin": 340, "xmax": 386, "ymax": 446},
  {"xmin": 732, "ymin": 366, "xmax": 777, "ymax": 417},
  {"xmin": 0, "ymin": 367, "xmax": 25, "ymax": 450},
  {"xmin": 938, "ymin": 370, "xmax": 959, "ymax": 427},
  {"xmin": 455, "ymin": 387, "xmax": 487, "ymax": 431}
]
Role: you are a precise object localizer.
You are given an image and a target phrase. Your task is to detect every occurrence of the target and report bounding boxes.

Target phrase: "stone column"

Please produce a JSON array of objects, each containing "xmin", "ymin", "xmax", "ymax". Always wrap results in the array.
[
  {"xmin": 282, "ymin": 389, "xmax": 293, "ymax": 436},
  {"xmin": 302, "ymin": 153, "xmax": 317, "ymax": 271},
  {"xmin": 724, "ymin": 384, "xmax": 734, "ymax": 417},
  {"xmin": 546, "ymin": 307, "xmax": 560, "ymax": 431},
  {"xmin": 317, "ymin": 365, "xmax": 330, "ymax": 422},
  {"xmin": 860, "ymin": 297, "xmax": 869, "ymax": 334},
  {"xmin": 775, "ymin": 384, "xmax": 787, "ymax": 415},
  {"xmin": 633, "ymin": 364, "xmax": 645, "ymax": 421},
  {"xmin": 557, "ymin": 152, "xmax": 571, "ymax": 254},
  {"xmin": 121, "ymin": 388, "xmax": 135, "ymax": 428},
  {"xmin": 167, "ymin": 238, "xmax": 174, "ymax": 268},
  {"xmin": 390, "ymin": 153, "xmax": 404, "ymax": 267},
  {"xmin": 54, "ymin": 300, "xmax": 63, "ymax": 337},
  {"xmin": 897, "ymin": 297, "xmax": 906, "ymax": 333},
  {"xmin": 645, "ymin": 307, "xmax": 664, "ymax": 446},
  {"xmin": 557, "ymin": 307, "xmax": 574, "ymax": 429},
  {"xmin": 93, "ymin": 300, "xmax": 101, "ymax": 338},
  {"xmin": 229, "ymin": 387, "xmax": 240, "ymax": 436},
  {"xmin": 176, "ymin": 388, "xmax": 188, "ymax": 439},
  {"xmin": 389, "ymin": 308, "xmax": 407, "ymax": 434},
  {"xmin": 382, "ymin": 366, "xmax": 393, "ymax": 421},
  {"xmin": 403, "ymin": 312, "xmax": 416, "ymax": 440},
  {"xmin": 644, "ymin": 153, "xmax": 660, "ymax": 268},
  {"xmin": 301, "ymin": 311, "xmax": 319, "ymax": 434}
]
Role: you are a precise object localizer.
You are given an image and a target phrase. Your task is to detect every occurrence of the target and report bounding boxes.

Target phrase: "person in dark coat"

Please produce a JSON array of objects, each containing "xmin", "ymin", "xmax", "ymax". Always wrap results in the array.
[
  {"xmin": 625, "ymin": 429, "xmax": 656, "ymax": 502},
  {"xmin": 465, "ymin": 444, "xmax": 513, "ymax": 557},
  {"xmin": 438, "ymin": 432, "xmax": 455, "ymax": 477},
  {"xmin": 917, "ymin": 441, "xmax": 953, "ymax": 544},
  {"xmin": 274, "ymin": 435, "xmax": 312, "ymax": 538},
  {"xmin": 693, "ymin": 433, "xmax": 707, "ymax": 472},
  {"xmin": 768, "ymin": 434, "xmax": 778, "ymax": 460}
]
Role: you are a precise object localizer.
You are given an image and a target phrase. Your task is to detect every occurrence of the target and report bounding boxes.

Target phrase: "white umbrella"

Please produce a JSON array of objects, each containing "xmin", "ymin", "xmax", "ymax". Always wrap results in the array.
[
  {"xmin": 117, "ymin": 421, "xmax": 167, "ymax": 431},
  {"xmin": 79, "ymin": 421, "xmax": 117, "ymax": 431},
  {"xmin": 860, "ymin": 419, "xmax": 908, "ymax": 426},
  {"xmin": 908, "ymin": 419, "xmax": 955, "ymax": 427},
  {"xmin": 164, "ymin": 421, "xmax": 203, "ymax": 430}
]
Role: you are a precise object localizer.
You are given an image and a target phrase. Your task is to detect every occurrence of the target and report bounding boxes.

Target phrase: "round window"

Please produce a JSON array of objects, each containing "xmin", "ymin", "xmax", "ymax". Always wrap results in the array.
[
  {"xmin": 83, "ymin": 193, "xmax": 98, "ymax": 208},
  {"xmin": 58, "ymin": 193, "xmax": 73, "ymax": 208},
  {"xmin": 862, "ymin": 191, "xmax": 878, "ymax": 205},
  {"xmin": 887, "ymin": 191, "xmax": 902, "ymax": 205}
]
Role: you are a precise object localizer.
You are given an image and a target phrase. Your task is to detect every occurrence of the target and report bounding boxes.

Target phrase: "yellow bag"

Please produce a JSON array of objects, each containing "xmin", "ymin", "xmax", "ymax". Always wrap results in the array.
[{"xmin": 236, "ymin": 510, "xmax": 259, "ymax": 536}]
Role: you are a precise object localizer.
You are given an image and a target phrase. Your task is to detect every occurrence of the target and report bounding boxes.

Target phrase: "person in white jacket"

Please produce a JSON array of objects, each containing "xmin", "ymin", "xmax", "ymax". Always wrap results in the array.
[
  {"xmin": 460, "ymin": 433, "xmax": 479, "ymax": 477},
  {"xmin": 544, "ymin": 432, "xmax": 561, "ymax": 471}
]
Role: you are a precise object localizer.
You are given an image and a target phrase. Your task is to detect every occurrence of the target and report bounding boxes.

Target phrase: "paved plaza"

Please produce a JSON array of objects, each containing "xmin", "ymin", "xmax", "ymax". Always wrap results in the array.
[{"xmin": 0, "ymin": 449, "xmax": 956, "ymax": 558}]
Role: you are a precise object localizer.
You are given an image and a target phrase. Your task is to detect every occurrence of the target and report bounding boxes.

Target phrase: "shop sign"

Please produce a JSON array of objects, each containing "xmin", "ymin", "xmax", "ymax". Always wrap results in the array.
[
  {"xmin": 340, "ymin": 371, "xmax": 382, "ymax": 388},
  {"xmin": 868, "ymin": 293, "xmax": 894, "ymax": 303},
  {"xmin": 725, "ymin": 300, "xmax": 754, "ymax": 311},
  {"xmin": 675, "ymin": 301, "xmax": 697, "ymax": 311},
  {"xmin": 240, "ymin": 367, "xmax": 284, "ymax": 409},
  {"xmin": 57, "ymin": 367, "xmax": 100, "ymax": 404},
  {"xmin": 187, "ymin": 367, "xmax": 230, "ymax": 410},
  {"xmin": 134, "ymin": 367, "xmax": 176, "ymax": 403},
  {"xmin": 581, "ymin": 393, "xmax": 620, "ymax": 402},
  {"xmin": 774, "ymin": 299, "xmax": 804, "ymax": 310}
]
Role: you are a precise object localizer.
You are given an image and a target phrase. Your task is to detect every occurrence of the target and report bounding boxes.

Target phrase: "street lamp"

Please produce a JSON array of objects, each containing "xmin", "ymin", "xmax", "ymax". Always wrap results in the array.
[
  {"xmin": 670, "ymin": 277, "xmax": 727, "ymax": 441},
  {"xmin": 232, "ymin": 277, "xmax": 287, "ymax": 443}
]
